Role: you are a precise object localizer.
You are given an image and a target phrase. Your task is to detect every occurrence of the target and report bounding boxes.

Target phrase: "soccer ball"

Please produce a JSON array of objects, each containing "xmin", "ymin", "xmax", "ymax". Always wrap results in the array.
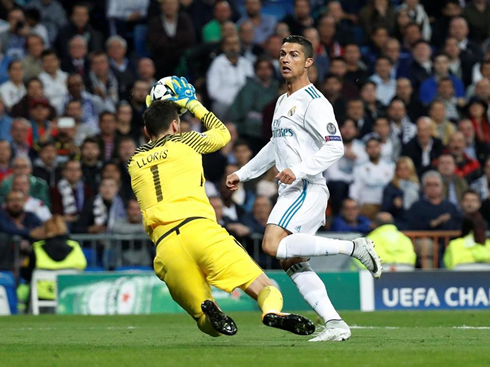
[{"xmin": 147, "ymin": 76, "xmax": 187, "ymax": 115}]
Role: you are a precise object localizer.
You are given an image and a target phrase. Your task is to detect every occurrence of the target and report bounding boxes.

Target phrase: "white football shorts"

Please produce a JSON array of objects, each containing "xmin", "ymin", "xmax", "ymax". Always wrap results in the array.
[{"xmin": 267, "ymin": 179, "xmax": 329, "ymax": 235}]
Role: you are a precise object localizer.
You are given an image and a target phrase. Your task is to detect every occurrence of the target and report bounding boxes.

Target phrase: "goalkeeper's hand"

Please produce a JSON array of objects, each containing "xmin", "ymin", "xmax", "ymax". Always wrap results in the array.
[{"xmin": 170, "ymin": 76, "xmax": 208, "ymax": 119}]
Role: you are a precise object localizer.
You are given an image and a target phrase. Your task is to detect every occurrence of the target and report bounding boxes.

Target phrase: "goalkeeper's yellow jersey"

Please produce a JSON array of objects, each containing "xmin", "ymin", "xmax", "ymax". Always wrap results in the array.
[{"xmin": 128, "ymin": 112, "xmax": 230, "ymax": 238}]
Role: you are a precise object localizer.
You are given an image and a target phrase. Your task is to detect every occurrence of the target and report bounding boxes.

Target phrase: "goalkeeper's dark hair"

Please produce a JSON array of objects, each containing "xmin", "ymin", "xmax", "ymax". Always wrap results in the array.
[
  {"xmin": 144, "ymin": 99, "xmax": 180, "ymax": 137},
  {"xmin": 282, "ymin": 35, "xmax": 313, "ymax": 59}
]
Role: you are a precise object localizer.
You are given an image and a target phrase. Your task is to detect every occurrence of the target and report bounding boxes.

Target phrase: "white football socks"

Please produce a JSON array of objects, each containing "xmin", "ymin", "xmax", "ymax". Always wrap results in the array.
[
  {"xmin": 287, "ymin": 262, "xmax": 341, "ymax": 323},
  {"xmin": 276, "ymin": 233, "xmax": 354, "ymax": 259}
]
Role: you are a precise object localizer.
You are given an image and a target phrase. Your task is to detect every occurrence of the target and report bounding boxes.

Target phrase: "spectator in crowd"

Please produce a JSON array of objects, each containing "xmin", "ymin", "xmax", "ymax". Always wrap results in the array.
[
  {"xmin": 202, "ymin": 0, "xmax": 232, "ymax": 43},
  {"xmin": 24, "ymin": 9, "xmax": 49, "ymax": 47},
  {"xmin": 106, "ymin": 36, "xmax": 134, "ymax": 101},
  {"xmin": 383, "ymin": 38, "xmax": 410, "ymax": 79},
  {"xmin": 129, "ymin": 79, "xmax": 150, "ymax": 133},
  {"xmin": 363, "ymin": 26, "xmax": 389, "ymax": 70},
  {"xmin": 458, "ymin": 118, "xmax": 490, "ymax": 167},
  {"xmin": 393, "ymin": 78, "xmax": 426, "ymax": 123},
  {"xmin": 402, "ymin": 117, "xmax": 444, "ymax": 177},
  {"xmin": 39, "ymin": 49, "xmax": 68, "ymax": 115},
  {"xmin": 80, "ymin": 137, "xmax": 103, "ymax": 193},
  {"xmin": 0, "ymin": 8, "xmax": 29, "ymax": 60},
  {"xmin": 468, "ymin": 60, "xmax": 490, "ymax": 97},
  {"xmin": 466, "ymin": 97, "xmax": 490, "ymax": 144},
  {"xmin": 115, "ymin": 102, "xmax": 139, "ymax": 143},
  {"xmin": 54, "ymin": 3, "xmax": 103, "ymax": 62},
  {"xmin": 350, "ymin": 136, "xmax": 395, "ymax": 219},
  {"xmin": 388, "ymin": 99, "xmax": 416, "ymax": 145},
  {"xmin": 73, "ymin": 177, "xmax": 126, "ymax": 234},
  {"xmin": 364, "ymin": 116, "xmax": 401, "ymax": 163},
  {"xmin": 241, "ymin": 195, "xmax": 273, "ymax": 235},
  {"xmin": 51, "ymin": 159, "xmax": 93, "ymax": 225},
  {"xmin": 326, "ymin": 119, "xmax": 367, "ymax": 215},
  {"xmin": 25, "ymin": 0, "xmax": 67, "ymax": 44},
  {"xmin": 316, "ymin": 16, "xmax": 347, "ymax": 60},
  {"xmin": 136, "ymin": 57, "xmax": 156, "ymax": 86},
  {"xmin": 345, "ymin": 99, "xmax": 371, "ymax": 138},
  {"xmin": 397, "ymin": 0, "xmax": 431, "ymax": 41},
  {"xmin": 419, "ymin": 54, "xmax": 465, "ymax": 105},
  {"xmin": 209, "ymin": 195, "xmax": 233, "ymax": 227},
  {"xmin": 381, "ymin": 156, "xmax": 420, "ymax": 229},
  {"xmin": 0, "ymin": 155, "xmax": 50, "ymax": 207},
  {"xmin": 329, "ymin": 57, "xmax": 359, "ymax": 99},
  {"xmin": 32, "ymin": 141, "xmax": 61, "ymax": 187},
  {"xmin": 408, "ymin": 40, "xmax": 432, "ymax": 95},
  {"xmin": 448, "ymin": 17, "xmax": 482, "ymax": 61},
  {"xmin": 302, "ymin": 27, "xmax": 329, "ymax": 83},
  {"xmin": 437, "ymin": 153, "xmax": 468, "ymax": 210},
  {"xmin": 0, "ymin": 140, "xmax": 11, "ymax": 183},
  {"xmin": 54, "ymin": 116, "xmax": 79, "ymax": 161},
  {"xmin": 64, "ymin": 100, "xmax": 96, "ymax": 146},
  {"xmin": 207, "ymin": 34, "xmax": 254, "ymax": 119},
  {"xmin": 370, "ymin": 56, "xmax": 396, "ymax": 106},
  {"xmin": 238, "ymin": 0, "xmax": 277, "ymax": 46},
  {"xmin": 28, "ymin": 97, "xmax": 56, "ymax": 147},
  {"xmin": 429, "ymin": 100, "xmax": 456, "ymax": 146},
  {"xmin": 64, "ymin": 73, "xmax": 110, "ymax": 132},
  {"xmin": 462, "ymin": 0, "xmax": 490, "ymax": 44},
  {"xmin": 87, "ymin": 51, "xmax": 119, "ymax": 110},
  {"xmin": 431, "ymin": 0, "xmax": 462, "ymax": 48},
  {"xmin": 106, "ymin": 0, "xmax": 149, "ymax": 51},
  {"xmin": 148, "ymin": 0, "xmax": 195, "ymax": 77},
  {"xmin": 361, "ymin": 81, "xmax": 384, "ymax": 125},
  {"xmin": 0, "ymin": 60, "xmax": 26, "ymax": 111},
  {"xmin": 447, "ymin": 131, "xmax": 481, "ymax": 183},
  {"xmin": 112, "ymin": 198, "xmax": 150, "ymax": 266},
  {"xmin": 227, "ymin": 57, "xmax": 278, "ymax": 151},
  {"xmin": 471, "ymin": 156, "xmax": 490, "ymax": 201},
  {"xmin": 407, "ymin": 170, "xmax": 462, "ymax": 230},
  {"xmin": 330, "ymin": 198, "xmax": 371, "ymax": 233},
  {"xmin": 9, "ymin": 119, "xmax": 35, "ymax": 160},
  {"xmin": 60, "ymin": 35, "xmax": 90, "ymax": 78},
  {"xmin": 21, "ymin": 34, "xmax": 44, "ymax": 82},
  {"xmin": 0, "ymin": 189, "xmax": 44, "ymax": 239},
  {"xmin": 322, "ymin": 74, "xmax": 347, "ymax": 123},
  {"xmin": 401, "ymin": 22, "xmax": 423, "ymax": 52},
  {"xmin": 366, "ymin": 211, "xmax": 416, "ymax": 268},
  {"xmin": 435, "ymin": 77, "xmax": 465, "ymax": 122},
  {"xmin": 11, "ymin": 77, "xmax": 56, "ymax": 121},
  {"xmin": 444, "ymin": 36, "xmax": 474, "ymax": 87},
  {"xmin": 344, "ymin": 43, "xmax": 369, "ymax": 86},
  {"xmin": 11, "ymin": 173, "xmax": 52, "ymax": 222},
  {"xmin": 460, "ymin": 189, "xmax": 487, "ymax": 245},
  {"xmin": 358, "ymin": 0, "xmax": 395, "ymax": 38},
  {"xmin": 238, "ymin": 21, "xmax": 262, "ymax": 65},
  {"xmin": 96, "ymin": 112, "xmax": 120, "ymax": 162},
  {"xmin": 115, "ymin": 136, "xmax": 136, "ymax": 197}
]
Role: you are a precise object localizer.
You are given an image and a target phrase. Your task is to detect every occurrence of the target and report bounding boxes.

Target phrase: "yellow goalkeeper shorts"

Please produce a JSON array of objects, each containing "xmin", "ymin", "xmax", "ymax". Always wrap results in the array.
[{"xmin": 152, "ymin": 217, "xmax": 263, "ymax": 319}]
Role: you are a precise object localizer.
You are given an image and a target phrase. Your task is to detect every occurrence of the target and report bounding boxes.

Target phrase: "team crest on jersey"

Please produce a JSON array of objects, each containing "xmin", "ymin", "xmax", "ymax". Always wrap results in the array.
[
  {"xmin": 327, "ymin": 123, "xmax": 337, "ymax": 134},
  {"xmin": 288, "ymin": 106, "xmax": 296, "ymax": 117}
]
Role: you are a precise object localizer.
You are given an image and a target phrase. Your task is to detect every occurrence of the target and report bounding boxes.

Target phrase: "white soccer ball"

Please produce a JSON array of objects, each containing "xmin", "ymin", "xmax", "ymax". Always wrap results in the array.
[{"xmin": 148, "ymin": 76, "xmax": 187, "ymax": 115}]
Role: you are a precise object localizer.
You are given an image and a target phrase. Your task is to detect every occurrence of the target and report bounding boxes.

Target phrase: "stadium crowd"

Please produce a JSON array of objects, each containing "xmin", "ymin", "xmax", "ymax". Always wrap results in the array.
[{"xmin": 0, "ymin": 0, "xmax": 489, "ymax": 273}]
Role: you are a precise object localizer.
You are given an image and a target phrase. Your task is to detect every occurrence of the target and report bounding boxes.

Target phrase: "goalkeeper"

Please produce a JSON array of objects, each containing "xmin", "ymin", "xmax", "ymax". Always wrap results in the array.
[{"xmin": 128, "ymin": 76, "xmax": 315, "ymax": 337}]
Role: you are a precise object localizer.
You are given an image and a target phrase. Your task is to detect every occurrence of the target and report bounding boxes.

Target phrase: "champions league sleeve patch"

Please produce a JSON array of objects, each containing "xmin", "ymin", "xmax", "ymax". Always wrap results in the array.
[
  {"xmin": 327, "ymin": 123, "xmax": 337, "ymax": 134},
  {"xmin": 325, "ymin": 135, "xmax": 342, "ymax": 141}
]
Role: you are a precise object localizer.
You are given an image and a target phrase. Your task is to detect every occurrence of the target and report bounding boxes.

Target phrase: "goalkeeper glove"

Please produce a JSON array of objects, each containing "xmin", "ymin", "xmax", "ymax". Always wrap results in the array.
[{"xmin": 170, "ymin": 76, "xmax": 208, "ymax": 119}]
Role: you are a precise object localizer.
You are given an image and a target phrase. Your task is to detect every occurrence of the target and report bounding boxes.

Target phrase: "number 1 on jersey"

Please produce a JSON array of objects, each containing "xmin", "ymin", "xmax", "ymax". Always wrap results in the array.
[{"xmin": 150, "ymin": 165, "xmax": 163, "ymax": 202}]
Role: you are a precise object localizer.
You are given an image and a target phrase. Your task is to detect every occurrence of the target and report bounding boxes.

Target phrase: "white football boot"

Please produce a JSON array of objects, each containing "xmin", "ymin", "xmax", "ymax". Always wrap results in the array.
[
  {"xmin": 352, "ymin": 238, "xmax": 383, "ymax": 279},
  {"xmin": 309, "ymin": 320, "xmax": 351, "ymax": 342}
]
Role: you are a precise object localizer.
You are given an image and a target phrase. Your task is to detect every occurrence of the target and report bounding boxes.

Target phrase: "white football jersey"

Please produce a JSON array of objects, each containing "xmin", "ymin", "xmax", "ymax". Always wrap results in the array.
[{"xmin": 236, "ymin": 84, "xmax": 344, "ymax": 193}]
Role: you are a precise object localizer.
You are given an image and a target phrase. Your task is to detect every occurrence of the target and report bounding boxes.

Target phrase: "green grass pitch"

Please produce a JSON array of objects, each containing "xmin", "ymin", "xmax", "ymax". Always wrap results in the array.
[{"xmin": 1, "ymin": 311, "xmax": 489, "ymax": 367}]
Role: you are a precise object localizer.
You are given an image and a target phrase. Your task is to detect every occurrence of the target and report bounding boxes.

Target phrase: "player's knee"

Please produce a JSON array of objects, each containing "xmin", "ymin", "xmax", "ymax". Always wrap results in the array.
[{"xmin": 262, "ymin": 237, "xmax": 279, "ymax": 257}]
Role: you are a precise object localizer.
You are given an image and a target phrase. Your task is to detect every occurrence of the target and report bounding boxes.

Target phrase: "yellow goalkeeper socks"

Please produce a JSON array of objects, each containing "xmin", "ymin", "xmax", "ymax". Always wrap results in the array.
[
  {"xmin": 258, "ymin": 286, "xmax": 284, "ymax": 316},
  {"xmin": 197, "ymin": 314, "xmax": 221, "ymax": 337}
]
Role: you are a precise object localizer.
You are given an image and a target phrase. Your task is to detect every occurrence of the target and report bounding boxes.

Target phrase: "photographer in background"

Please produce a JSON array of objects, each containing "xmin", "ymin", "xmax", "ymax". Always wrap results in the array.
[{"xmin": 0, "ymin": 8, "xmax": 30, "ymax": 59}]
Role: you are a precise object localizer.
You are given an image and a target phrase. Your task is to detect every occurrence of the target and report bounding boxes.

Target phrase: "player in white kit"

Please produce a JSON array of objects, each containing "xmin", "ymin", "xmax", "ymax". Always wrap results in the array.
[{"xmin": 226, "ymin": 36, "xmax": 382, "ymax": 342}]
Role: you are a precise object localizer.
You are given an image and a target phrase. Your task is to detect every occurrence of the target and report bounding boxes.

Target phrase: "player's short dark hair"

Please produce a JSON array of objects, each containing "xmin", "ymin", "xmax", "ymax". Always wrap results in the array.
[
  {"xmin": 282, "ymin": 35, "xmax": 313, "ymax": 59},
  {"xmin": 143, "ymin": 99, "xmax": 180, "ymax": 137}
]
